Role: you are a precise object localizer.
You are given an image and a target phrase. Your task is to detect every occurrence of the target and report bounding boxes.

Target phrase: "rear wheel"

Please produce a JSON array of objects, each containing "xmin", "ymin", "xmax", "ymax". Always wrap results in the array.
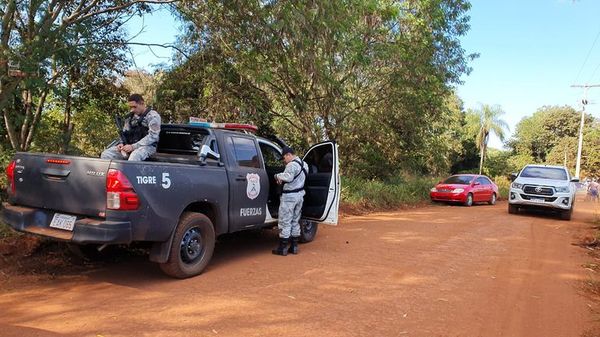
[
  {"xmin": 508, "ymin": 204, "xmax": 518, "ymax": 214},
  {"xmin": 464, "ymin": 193, "xmax": 473, "ymax": 207},
  {"xmin": 488, "ymin": 193, "xmax": 497, "ymax": 205},
  {"xmin": 299, "ymin": 219, "xmax": 318, "ymax": 243},
  {"xmin": 159, "ymin": 212, "xmax": 216, "ymax": 279}
]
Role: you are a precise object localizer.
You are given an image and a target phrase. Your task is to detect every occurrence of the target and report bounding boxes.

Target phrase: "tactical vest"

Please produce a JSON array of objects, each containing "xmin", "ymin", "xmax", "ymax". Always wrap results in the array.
[
  {"xmin": 282, "ymin": 159, "xmax": 308, "ymax": 194},
  {"xmin": 122, "ymin": 108, "xmax": 152, "ymax": 146}
]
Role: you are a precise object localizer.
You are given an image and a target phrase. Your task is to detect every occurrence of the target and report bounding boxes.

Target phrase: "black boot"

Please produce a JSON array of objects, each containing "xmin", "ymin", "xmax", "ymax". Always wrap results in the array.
[
  {"xmin": 288, "ymin": 236, "xmax": 300, "ymax": 255},
  {"xmin": 272, "ymin": 238, "xmax": 289, "ymax": 256}
]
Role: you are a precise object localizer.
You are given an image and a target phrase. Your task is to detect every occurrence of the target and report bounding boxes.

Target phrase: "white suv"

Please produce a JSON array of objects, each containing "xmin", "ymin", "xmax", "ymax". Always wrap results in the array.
[{"xmin": 508, "ymin": 165, "xmax": 578, "ymax": 220}]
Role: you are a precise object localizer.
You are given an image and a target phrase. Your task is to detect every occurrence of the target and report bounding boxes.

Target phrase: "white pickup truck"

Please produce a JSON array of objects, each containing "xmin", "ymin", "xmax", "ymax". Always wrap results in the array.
[{"xmin": 508, "ymin": 165, "xmax": 579, "ymax": 220}]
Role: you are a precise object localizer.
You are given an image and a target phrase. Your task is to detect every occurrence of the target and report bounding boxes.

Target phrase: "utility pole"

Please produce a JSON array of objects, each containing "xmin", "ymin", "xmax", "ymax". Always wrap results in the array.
[{"xmin": 571, "ymin": 84, "xmax": 600, "ymax": 178}]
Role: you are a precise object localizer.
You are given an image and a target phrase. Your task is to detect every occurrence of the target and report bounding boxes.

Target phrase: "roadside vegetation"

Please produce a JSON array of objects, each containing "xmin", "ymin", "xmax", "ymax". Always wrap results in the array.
[{"xmin": 1, "ymin": 1, "xmax": 599, "ymax": 216}]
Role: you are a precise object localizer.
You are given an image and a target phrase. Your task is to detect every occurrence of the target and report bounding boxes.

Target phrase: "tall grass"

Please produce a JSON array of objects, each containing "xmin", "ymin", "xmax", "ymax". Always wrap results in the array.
[{"xmin": 342, "ymin": 175, "xmax": 439, "ymax": 211}]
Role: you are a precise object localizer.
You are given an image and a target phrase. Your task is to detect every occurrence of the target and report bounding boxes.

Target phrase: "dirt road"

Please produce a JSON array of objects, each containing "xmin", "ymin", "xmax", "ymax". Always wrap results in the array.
[{"xmin": 0, "ymin": 200, "xmax": 597, "ymax": 337}]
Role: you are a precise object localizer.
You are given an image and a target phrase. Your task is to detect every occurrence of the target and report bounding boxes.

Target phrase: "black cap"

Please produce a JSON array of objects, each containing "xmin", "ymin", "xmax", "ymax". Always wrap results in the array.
[{"xmin": 281, "ymin": 146, "xmax": 294, "ymax": 155}]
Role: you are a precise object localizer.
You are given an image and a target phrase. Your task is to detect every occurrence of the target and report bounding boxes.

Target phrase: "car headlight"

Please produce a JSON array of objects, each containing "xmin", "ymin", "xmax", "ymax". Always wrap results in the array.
[
  {"xmin": 511, "ymin": 182, "xmax": 523, "ymax": 189},
  {"xmin": 452, "ymin": 188, "xmax": 464, "ymax": 193},
  {"xmin": 555, "ymin": 186, "xmax": 569, "ymax": 193},
  {"xmin": 430, "ymin": 187, "xmax": 438, "ymax": 192}
]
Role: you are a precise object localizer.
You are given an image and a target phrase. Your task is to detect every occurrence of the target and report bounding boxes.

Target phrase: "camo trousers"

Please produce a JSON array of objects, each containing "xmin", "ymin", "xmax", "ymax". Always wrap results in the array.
[
  {"xmin": 278, "ymin": 193, "xmax": 304, "ymax": 238},
  {"xmin": 100, "ymin": 145, "xmax": 156, "ymax": 161}
]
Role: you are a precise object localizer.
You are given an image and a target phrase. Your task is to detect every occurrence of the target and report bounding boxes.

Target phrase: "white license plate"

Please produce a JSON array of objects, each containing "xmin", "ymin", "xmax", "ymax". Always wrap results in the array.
[
  {"xmin": 530, "ymin": 198, "xmax": 545, "ymax": 203},
  {"xmin": 49, "ymin": 213, "xmax": 77, "ymax": 231}
]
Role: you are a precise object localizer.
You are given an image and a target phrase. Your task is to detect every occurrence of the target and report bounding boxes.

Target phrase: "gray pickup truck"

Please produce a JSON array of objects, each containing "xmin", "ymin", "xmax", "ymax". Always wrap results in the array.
[{"xmin": 1, "ymin": 123, "xmax": 340, "ymax": 278}]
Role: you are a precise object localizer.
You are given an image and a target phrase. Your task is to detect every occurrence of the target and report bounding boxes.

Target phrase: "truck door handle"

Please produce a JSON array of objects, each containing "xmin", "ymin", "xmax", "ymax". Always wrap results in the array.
[{"xmin": 236, "ymin": 176, "xmax": 247, "ymax": 181}]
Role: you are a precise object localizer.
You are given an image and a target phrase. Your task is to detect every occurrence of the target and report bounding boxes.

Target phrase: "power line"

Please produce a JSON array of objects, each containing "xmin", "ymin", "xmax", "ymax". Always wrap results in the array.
[{"xmin": 574, "ymin": 23, "xmax": 600, "ymax": 84}]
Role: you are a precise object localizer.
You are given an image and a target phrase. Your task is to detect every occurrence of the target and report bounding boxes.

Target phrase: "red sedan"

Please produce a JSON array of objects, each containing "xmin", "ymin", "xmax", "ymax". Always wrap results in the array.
[{"xmin": 430, "ymin": 174, "xmax": 498, "ymax": 206}]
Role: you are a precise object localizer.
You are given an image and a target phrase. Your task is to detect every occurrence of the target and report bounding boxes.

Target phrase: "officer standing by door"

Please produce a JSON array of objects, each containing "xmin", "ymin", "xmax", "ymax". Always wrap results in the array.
[{"xmin": 272, "ymin": 146, "xmax": 309, "ymax": 256}]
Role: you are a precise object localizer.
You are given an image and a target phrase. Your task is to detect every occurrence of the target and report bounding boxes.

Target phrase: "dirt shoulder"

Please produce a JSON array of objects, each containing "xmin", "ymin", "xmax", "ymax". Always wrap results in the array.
[{"xmin": 0, "ymin": 200, "xmax": 598, "ymax": 337}]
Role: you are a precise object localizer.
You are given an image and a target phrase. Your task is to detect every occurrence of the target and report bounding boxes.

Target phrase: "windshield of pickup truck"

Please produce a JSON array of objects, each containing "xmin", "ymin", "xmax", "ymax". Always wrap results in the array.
[
  {"xmin": 520, "ymin": 167, "xmax": 568, "ymax": 180},
  {"xmin": 443, "ymin": 175, "xmax": 474, "ymax": 185}
]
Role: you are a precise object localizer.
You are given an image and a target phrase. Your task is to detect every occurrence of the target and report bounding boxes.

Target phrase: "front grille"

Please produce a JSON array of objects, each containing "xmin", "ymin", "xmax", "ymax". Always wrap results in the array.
[
  {"xmin": 437, "ymin": 189, "xmax": 451, "ymax": 192},
  {"xmin": 523, "ymin": 185, "xmax": 554, "ymax": 196},
  {"xmin": 520, "ymin": 194, "xmax": 557, "ymax": 202}
]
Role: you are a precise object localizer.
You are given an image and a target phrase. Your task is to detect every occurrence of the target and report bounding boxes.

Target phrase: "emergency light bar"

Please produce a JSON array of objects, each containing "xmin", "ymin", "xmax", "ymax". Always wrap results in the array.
[{"xmin": 188, "ymin": 119, "xmax": 258, "ymax": 133}]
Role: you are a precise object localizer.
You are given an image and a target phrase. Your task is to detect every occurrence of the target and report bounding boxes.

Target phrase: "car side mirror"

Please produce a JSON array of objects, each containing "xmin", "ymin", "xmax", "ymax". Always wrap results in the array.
[
  {"xmin": 199, "ymin": 144, "xmax": 220, "ymax": 165},
  {"xmin": 510, "ymin": 173, "xmax": 518, "ymax": 182},
  {"xmin": 473, "ymin": 181, "xmax": 481, "ymax": 186},
  {"xmin": 571, "ymin": 178, "xmax": 580, "ymax": 183}
]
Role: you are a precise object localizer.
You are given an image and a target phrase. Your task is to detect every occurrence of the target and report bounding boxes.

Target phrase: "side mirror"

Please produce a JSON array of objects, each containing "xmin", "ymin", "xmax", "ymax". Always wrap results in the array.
[
  {"xmin": 571, "ymin": 177, "xmax": 580, "ymax": 183},
  {"xmin": 510, "ymin": 173, "xmax": 518, "ymax": 182},
  {"xmin": 199, "ymin": 144, "xmax": 220, "ymax": 165},
  {"xmin": 473, "ymin": 181, "xmax": 481, "ymax": 186}
]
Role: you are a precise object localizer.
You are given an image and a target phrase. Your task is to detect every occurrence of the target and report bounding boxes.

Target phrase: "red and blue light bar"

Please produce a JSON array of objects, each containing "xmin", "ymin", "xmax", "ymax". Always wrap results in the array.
[{"xmin": 188, "ymin": 119, "xmax": 258, "ymax": 133}]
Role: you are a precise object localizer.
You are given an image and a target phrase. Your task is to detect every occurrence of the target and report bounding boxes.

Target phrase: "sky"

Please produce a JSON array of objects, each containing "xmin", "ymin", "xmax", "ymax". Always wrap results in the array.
[{"xmin": 126, "ymin": 1, "xmax": 600, "ymax": 149}]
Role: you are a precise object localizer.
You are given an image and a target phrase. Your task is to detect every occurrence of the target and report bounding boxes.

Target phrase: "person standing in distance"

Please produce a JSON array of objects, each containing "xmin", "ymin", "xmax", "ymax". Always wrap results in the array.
[
  {"xmin": 272, "ymin": 146, "xmax": 309, "ymax": 256},
  {"xmin": 101, "ymin": 94, "xmax": 161, "ymax": 161}
]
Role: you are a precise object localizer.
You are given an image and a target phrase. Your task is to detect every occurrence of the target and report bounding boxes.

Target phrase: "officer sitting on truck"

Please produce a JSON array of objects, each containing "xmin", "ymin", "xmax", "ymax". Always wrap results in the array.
[
  {"xmin": 101, "ymin": 94, "xmax": 161, "ymax": 161},
  {"xmin": 272, "ymin": 146, "xmax": 309, "ymax": 256}
]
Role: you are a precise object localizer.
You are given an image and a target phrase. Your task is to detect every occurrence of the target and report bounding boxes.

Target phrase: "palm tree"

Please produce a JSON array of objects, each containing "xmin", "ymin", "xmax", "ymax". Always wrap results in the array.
[{"xmin": 471, "ymin": 104, "xmax": 509, "ymax": 174}]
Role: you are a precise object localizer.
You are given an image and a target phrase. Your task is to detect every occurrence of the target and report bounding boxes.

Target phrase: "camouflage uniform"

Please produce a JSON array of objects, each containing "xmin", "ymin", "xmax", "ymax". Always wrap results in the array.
[
  {"xmin": 101, "ymin": 109, "xmax": 161, "ymax": 161},
  {"xmin": 275, "ymin": 157, "xmax": 309, "ymax": 238}
]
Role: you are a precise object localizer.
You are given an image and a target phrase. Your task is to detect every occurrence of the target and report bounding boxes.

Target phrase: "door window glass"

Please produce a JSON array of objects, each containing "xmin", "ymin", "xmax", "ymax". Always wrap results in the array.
[
  {"xmin": 259, "ymin": 143, "xmax": 283, "ymax": 168},
  {"xmin": 231, "ymin": 137, "xmax": 261, "ymax": 168}
]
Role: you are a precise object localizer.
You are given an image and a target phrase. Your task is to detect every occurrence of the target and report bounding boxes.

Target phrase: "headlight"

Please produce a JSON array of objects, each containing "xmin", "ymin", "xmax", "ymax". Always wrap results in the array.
[
  {"xmin": 430, "ymin": 187, "xmax": 438, "ymax": 192},
  {"xmin": 452, "ymin": 188, "xmax": 464, "ymax": 193},
  {"xmin": 555, "ymin": 186, "xmax": 569, "ymax": 193},
  {"xmin": 511, "ymin": 182, "xmax": 523, "ymax": 189}
]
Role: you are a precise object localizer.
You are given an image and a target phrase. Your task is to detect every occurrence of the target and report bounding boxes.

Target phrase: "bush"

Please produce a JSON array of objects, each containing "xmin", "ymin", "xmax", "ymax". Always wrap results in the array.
[
  {"xmin": 342, "ymin": 174, "xmax": 439, "ymax": 211},
  {"xmin": 493, "ymin": 175, "xmax": 511, "ymax": 200}
]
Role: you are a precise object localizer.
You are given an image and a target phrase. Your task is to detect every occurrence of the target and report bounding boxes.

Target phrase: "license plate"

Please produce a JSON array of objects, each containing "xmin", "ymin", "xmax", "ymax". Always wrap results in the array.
[
  {"xmin": 530, "ymin": 197, "xmax": 545, "ymax": 203},
  {"xmin": 49, "ymin": 213, "xmax": 76, "ymax": 231}
]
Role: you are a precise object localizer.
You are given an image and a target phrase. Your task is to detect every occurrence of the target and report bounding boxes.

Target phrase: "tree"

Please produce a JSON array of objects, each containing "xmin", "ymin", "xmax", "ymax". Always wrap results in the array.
[
  {"xmin": 174, "ymin": 0, "xmax": 476, "ymax": 177},
  {"xmin": 0, "ymin": 0, "xmax": 175, "ymax": 151},
  {"xmin": 468, "ymin": 104, "xmax": 509, "ymax": 174}
]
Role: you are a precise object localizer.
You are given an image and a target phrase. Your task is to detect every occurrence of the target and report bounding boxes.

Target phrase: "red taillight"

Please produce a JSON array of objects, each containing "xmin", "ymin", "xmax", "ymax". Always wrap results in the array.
[
  {"xmin": 106, "ymin": 169, "xmax": 139, "ymax": 210},
  {"xmin": 46, "ymin": 159, "xmax": 71, "ymax": 165},
  {"xmin": 6, "ymin": 160, "xmax": 15, "ymax": 194}
]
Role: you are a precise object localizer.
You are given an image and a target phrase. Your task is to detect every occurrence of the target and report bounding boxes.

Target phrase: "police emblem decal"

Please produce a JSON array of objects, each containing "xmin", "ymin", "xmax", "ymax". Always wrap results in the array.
[{"xmin": 246, "ymin": 173, "xmax": 260, "ymax": 200}]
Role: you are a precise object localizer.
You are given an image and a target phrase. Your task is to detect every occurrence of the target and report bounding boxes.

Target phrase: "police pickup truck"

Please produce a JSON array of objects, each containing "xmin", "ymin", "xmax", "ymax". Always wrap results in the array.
[{"xmin": 1, "ymin": 122, "xmax": 340, "ymax": 278}]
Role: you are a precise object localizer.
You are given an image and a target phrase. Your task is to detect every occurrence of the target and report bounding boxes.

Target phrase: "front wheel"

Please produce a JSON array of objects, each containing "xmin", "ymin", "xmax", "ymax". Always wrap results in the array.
[
  {"xmin": 299, "ymin": 219, "xmax": 318, "ymax": 243},
  {"xmin": 159, "ymin": 212, "xmax": 216, "ymax": 279},
  {"xmin": 560, "ymin": 208, "xmax": 573, "ymax": 221},
  {"xmin": 464, "ymin": 193, "xmax": 473, "ymax": 207},
  {"xmin": 508, "ymin": 204, "xmax": 518, "ymax": 214},
  {"xmin": 488, "ymin": 193, "xmax": 497, "ymax": 205}
]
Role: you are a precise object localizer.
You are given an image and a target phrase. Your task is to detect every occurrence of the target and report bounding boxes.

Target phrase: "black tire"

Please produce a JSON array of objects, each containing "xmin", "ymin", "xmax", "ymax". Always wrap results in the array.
[
  {"xmin": 560, "ymin": 208, "xmax": 573, "ymax": 221},
  {"xmin": 464, "ymin": 193, "xmax": 473, "ymax": 207},
  {"xmin": 508, "ymin": 204, "xmax": 518, "ymax": 214},
  {"xmin": 159, "ymin": 212, "xmax": 216, "ymax": 279},
  {"xmin": 299, "ymin": 219, "xmax": 318, "ymax": 243},
  {"xmin": 488, "ymin": 193, "xmax": 497, "ymax": 205}
]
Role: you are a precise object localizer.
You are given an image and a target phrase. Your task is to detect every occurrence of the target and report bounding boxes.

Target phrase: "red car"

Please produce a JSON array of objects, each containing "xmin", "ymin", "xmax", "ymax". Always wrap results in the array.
[{"xmin": 430, "ymin": 174, "xmax": 498, "ymax": 206}]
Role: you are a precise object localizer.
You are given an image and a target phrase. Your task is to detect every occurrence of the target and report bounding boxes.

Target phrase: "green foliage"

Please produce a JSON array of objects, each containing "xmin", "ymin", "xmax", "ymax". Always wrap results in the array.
[
  {"xmin": 172, "ymin": 0, "xmax": 475, "ymax": 177},
  {"xmin": 342, "ymin": 174, "xmax": 439, "ymax": 209},
  {"xmin": 493, "ymin": 175, "xmax": 510, "ymax": 200}
]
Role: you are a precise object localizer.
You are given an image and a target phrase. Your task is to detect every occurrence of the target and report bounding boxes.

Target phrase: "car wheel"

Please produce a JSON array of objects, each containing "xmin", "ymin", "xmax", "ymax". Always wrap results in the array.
[
  {"xmin": 488, "ymin": 193, "xmax": 497, "ymax": 205},
  {"xmin": 299, "ymin": 219, "xmax": 318, "ymax": 243},
  {"xmin": 560, "ymin": 208, "xmax": 573, "ymax": 221},
  {"xmin": 508, "ymin": 204, "xmax": 518, "ymax": 214},
  {"xmin": 464, "ymin": 193, "xmax": 473, "ymax": 207},
  {"xmin": 160, "ymin": 212, "xmax": 216, "ymax": 279}
]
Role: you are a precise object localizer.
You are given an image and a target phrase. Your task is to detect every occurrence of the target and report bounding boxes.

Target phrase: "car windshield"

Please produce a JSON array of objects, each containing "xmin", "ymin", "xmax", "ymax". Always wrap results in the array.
[
  {"xmin": 520, "ymin": 167, "xmax": 568, "ymax": 180},
  {"xmin": 443, "ymin": 175, "xmax": 474, "ymax": 185}
]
